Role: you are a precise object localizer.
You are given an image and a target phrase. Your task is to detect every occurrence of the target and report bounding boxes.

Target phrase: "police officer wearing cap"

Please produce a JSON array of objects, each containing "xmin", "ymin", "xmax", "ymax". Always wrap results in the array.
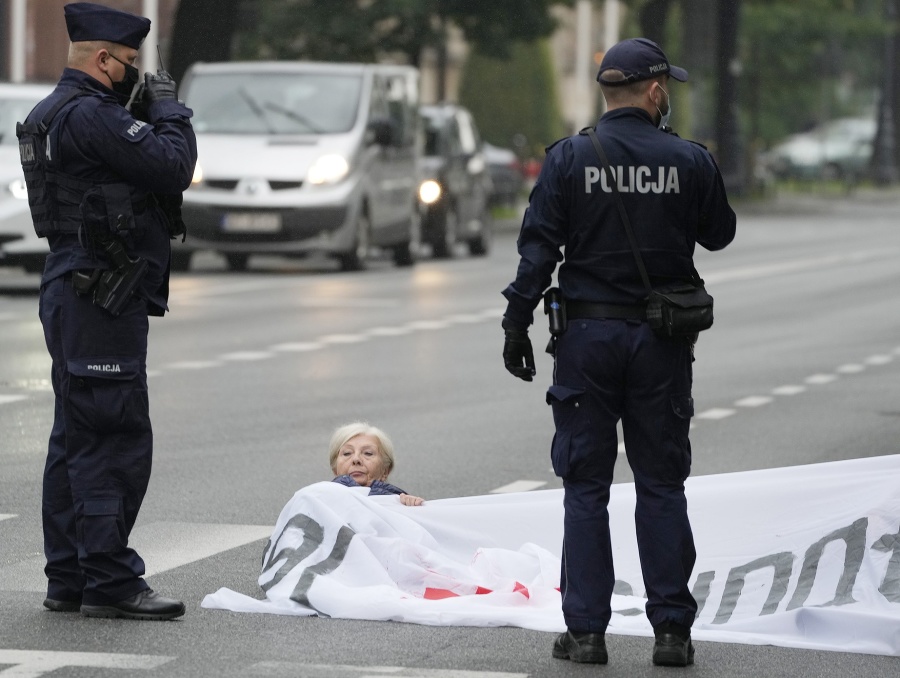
[
  {"xmin": 501, "ymin": 38, "xmax": 735, "ymax": 666},
  {"xmin": 18, "ymin": 3, "xmax": 196, "ymax": 620}
]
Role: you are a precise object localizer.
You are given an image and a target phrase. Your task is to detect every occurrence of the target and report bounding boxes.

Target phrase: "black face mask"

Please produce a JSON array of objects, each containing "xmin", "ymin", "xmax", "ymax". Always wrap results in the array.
[{"xmin": 108, "ymin": 53, "xmax": 140, "ymax": 97}]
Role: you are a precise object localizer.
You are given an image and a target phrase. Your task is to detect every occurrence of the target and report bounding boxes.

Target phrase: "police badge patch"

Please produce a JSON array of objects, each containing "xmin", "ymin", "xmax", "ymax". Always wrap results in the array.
[{"xmin": 122, "ymin": 119, "xmax": 151, "ymax": 142}]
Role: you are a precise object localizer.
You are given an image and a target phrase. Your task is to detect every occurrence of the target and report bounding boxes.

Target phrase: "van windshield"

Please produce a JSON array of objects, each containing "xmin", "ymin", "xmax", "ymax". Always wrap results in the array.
[{"xmin": 187, "ymin": 72, "xmax": 363, "ymax": 135}]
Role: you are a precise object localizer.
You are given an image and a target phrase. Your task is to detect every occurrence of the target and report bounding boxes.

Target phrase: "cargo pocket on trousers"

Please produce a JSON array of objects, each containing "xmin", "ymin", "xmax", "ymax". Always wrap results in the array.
[
  {"xmin": 66, "ymin": 357, "xmax": 149, "ymax": 434},
  {"xmin": 664, "ymin": 393, "xmax": 694, "ymax": 481},
  {"xmin": 546, "ymin": 384, "xmax": 587, "ymax": 478},
  {"xmin": 82, "ymin": 498, "xmax": 124, "ymax": 554}
]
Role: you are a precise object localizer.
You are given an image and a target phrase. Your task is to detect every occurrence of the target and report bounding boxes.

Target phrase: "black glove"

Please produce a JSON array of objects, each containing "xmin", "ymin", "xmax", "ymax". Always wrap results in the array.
[
  {"xmin": 127, "ymin": 81, "xmax": 149, "ymax": 122},
  {"xmin": 502, "ymin": 320, "xmax": 536, "ymax": 382},
  {"xmin": 143, "ymin": 70, "xmax": 178, "ymax": 104}
]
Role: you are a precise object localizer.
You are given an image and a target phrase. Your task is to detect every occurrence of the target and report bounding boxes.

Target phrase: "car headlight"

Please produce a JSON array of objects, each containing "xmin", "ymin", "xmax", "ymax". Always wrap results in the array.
[
  {"xmin": 418, "ymin": 179, "xmax": 441, "ymax": 205},
  {"xmin": 8, "ymin": 178, "xmax": 28, "ymax": 200},
  {"xmin": 307, "ymin": 154, "xmax": 350, "ymax": 185},
  {"xmin": 191, "ymin": 162, "xmax": 203, "ymax": 185}
]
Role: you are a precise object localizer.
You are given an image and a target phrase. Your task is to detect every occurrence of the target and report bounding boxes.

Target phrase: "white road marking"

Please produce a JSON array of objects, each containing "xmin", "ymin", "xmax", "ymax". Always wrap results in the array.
[
  {"xmin": 0, "ymin": 514, "xmax": 16, "ymax": 523},
  {"xmin": 734, "ymin": 396, "xmax": 773, "ymax": 408},
  {"xmin": 490, "ymin": 480, "xmax": 547, "ymax": 494},
  {"xmin": 805, "ymin": 373, "xmax": 837, "ymax": 385},
  {"xmin": 772, "ymin": 385, "xmax": 806, "ymax": 396},
  {"xmin": 0, "ymin": 395, "xmax": 27, "ymax": 405},
  {"xmin": 0, "ymin": 650, "xmax": 173, "ymax": 677},
  {"xmin": 271, "ymin": 342, "xmax": 323, "ymax": 352},
  {"xmin": 365, "ymin": 326, "xmax": 413, "ymax": 337},
  {"xmin": 320, "ymin": 334, "xmax": 368, "ymax": 344},
  {"xmin": 865, "ymin": 354, "xmax": 893, "ymax": 366},
  {"xmin": 406, "ymin": 320, "xmax": 450, "ymax": 331},
  {"xmin": 219, "ymin": 351, "xmax": 274, "ymax": 361},
  {"xmin": 696, "ymin": 408, "xmax": 736, "ymax": 420},
  {"xmin": 248, "ymin": 664, "xmax": 527, "ymax": 678},
  {"xmin": 617, "ymin": 442, "xmax": 626, "ymax": 454},
  {"xmin": 837, "ymin": 364, "xmax": 865, "ymax": 374},
  {"xmin": 0, "ymin": 522, "xmax": 271, "ymax": 593}
]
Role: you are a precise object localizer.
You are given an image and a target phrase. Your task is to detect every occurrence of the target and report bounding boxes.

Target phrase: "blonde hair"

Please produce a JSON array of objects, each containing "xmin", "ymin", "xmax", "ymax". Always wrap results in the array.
[
  {"xmin": 328, "ymin": 422, "xmax": 395, "ymax": 477},
  {"xmin": 68, "ymin": 40, "xmax": 117, "ymax": 68}
]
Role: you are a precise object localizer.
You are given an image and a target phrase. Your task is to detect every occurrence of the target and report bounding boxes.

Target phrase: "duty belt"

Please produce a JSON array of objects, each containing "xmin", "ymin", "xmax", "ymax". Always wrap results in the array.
[{"xmin": 566, "ymin": 300, "xmax": 647, "ymax": 321}]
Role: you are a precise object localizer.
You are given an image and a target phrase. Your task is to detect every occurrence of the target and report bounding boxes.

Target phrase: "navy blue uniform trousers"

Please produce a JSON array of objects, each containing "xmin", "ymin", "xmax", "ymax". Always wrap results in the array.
[
  {"xmin": 548, "ymin": 318, "xmax": 697, "ymax": 633},
  {"xmin": 39, "ymin": 275, "xmax": 152, "ymax": 605}
]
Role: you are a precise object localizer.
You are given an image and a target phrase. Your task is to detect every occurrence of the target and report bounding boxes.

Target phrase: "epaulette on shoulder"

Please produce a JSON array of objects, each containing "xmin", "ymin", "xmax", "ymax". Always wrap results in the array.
[
  {"xmin": 545, "ymin": 137, "xmax": 567, "ymax": 153},
  {"xmin": 685, "ymin": 138, "xmax": 709, "ymax": 151}
]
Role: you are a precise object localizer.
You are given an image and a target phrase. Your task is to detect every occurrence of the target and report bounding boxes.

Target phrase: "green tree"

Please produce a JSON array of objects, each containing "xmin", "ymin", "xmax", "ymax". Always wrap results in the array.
[{"xmin": 459, "ymin": 40, "xmax": 567, "ymax": 158}]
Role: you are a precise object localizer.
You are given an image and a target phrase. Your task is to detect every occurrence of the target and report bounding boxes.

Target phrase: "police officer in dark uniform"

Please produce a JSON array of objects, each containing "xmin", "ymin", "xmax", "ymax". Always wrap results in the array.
[
  {"xmin": 18, "ymin": 3, "xmax": 196, "ymax": 620},
  {"xmin": 501, "ymin": 38, "xmax": 736, "ymax": 666}
]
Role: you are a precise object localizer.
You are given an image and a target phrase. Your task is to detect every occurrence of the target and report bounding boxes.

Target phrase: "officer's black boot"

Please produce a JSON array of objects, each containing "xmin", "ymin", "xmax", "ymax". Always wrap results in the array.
[
  {"xmin": 652, "ymin": 621, "xmax": 694, "ymax": 666},
  {"xmin": 552, "ymin": 630, "xmax": 608, "ymax": 664}
]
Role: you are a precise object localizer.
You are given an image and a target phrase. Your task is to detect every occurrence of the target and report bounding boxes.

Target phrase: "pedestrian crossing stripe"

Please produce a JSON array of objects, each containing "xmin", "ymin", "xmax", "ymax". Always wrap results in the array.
[
  {"xmin": 0, "ymin": 650, "xmax": 173, "ymax": 676},
  {"xmin": 0, "ymin": 521, "xmax": 271, "ymax": 592}
]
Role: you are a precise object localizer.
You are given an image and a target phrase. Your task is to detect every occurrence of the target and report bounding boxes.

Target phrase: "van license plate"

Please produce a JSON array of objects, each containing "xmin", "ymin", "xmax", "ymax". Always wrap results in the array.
[{"xmin": 222, "ymin": 213, "xmax": 282, "ymax": 233}]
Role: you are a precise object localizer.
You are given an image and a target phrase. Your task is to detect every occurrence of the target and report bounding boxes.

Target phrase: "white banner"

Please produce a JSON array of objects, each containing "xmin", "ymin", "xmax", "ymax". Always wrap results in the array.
[{"xmin": 202, "ymin": 455, "xmax": 900, "ymax": 656}]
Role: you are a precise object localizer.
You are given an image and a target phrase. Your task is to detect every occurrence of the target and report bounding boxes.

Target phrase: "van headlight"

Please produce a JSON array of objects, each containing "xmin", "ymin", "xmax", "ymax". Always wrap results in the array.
[
  {"xmin": 418, "ymin": 180, "xmax": 441, "ymax": 204},
  {"xmin": 8, "ymin": 177, "xmax": 28, "ymax": 200},
  {"xmin": 308, "ymin": 154, "xmax": 350, "ymax": 185}
]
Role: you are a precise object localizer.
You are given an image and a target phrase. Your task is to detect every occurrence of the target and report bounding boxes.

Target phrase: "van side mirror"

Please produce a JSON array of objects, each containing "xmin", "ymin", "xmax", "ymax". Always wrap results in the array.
[{"xmin": 368, "ymin": 118, "xmax": 396, "ymax": 146}]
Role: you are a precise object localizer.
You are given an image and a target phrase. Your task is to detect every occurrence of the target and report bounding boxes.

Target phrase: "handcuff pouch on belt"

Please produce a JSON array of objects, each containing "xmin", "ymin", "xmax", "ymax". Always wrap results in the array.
[
  {"xmin": 543, "ymin": 287, "xmax": 567, "ymax": 356},
  {"xmin": 75, "ymin": 184, "xmax": 148, "ymax": 317}
]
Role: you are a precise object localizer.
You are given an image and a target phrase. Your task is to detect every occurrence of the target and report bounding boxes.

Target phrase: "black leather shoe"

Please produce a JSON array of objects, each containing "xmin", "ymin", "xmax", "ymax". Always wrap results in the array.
[
  {"xmin": 653, "ymin": 622, "xmax": 695, "ymax": 667},
  {"xmin": 552, "ymin": 630, "xmax": 608, "ymax": 664},
  {"xmin": 43, "ymin": 598, "xmax": 82, "ymax": 612},
  {"xmin": 80, "ymin": 589, "xmax": 185, "ymax": 621}
]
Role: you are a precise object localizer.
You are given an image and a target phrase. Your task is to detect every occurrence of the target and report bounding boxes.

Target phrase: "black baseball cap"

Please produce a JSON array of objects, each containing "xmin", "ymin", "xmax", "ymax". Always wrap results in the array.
[
  {"xmin": 64, "ymin": 2, "xmax": 150, "ymax": 50},
  {"xmin": 597, "ymin": 37, "xmax": 688, "ymax": 86}
]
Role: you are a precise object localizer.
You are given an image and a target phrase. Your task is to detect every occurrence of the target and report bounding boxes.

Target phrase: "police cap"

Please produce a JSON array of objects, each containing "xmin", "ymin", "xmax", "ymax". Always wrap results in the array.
[
  {"xmin": 64, "ymin": 2, "xmax": 150, "ymax": 50},
  {"xmin": 597, "ymin": 38, "xmax": 688, "ymax": 86}
]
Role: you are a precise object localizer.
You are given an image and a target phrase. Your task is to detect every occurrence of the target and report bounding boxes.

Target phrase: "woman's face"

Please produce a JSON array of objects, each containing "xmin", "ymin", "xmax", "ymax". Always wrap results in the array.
[{"xmin": 334, "ymin": 434, "xmax": 388, "ymax": 487}]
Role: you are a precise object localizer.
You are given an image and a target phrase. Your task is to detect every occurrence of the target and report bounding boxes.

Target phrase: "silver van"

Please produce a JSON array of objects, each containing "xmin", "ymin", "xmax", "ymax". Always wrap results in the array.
[{"xmin": 174, "ymin": 61, "xmax": 420, "ymax": 271}]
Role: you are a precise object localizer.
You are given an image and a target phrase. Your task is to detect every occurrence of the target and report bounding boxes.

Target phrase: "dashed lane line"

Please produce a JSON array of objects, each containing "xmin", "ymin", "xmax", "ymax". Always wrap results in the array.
[
  {"xmin": 153, "ymin": 307, "xmax": 504, "ymax": 376},
  {"xmin": 0, "ymin": 395, "xmax": 27, "ymax": 405},
  {"xmin": 0, "ymin": 521, "xmax": 271, "ymax": 593},
  {"xmin": 0, "ymin": 514, "xmax": 16, "ymax": 523},
  {"xmin": 0, "ymin": 650, "xmax": 174, "ymax": 677}
]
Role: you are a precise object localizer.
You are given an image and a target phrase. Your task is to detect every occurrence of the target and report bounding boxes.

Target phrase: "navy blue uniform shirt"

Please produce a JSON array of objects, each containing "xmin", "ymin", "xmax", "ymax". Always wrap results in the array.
[
  {"xmin": 503, "ymin": 108, "xmax": 736, "ymax": 328},
  {"xmin": 28, "ymin": 68, "xmax": 196, "ymax": 312}
]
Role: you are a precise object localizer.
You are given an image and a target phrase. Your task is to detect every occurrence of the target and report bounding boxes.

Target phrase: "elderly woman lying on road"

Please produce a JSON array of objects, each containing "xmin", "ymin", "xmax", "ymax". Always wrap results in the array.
[{"xmin": 329, "ymin": 422, "xmax": 424, "ymax": 506}]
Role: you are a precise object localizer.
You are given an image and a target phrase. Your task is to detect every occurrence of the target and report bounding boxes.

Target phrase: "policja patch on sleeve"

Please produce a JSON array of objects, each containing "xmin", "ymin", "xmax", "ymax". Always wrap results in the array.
[{"xmin": 122, "ymin": 119, "xmax": 151, "ymax": 142}]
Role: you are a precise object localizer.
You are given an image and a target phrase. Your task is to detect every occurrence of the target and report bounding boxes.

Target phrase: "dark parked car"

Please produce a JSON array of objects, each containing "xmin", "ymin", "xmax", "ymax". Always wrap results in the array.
[
  {"xmin": 418, "ymin": 104, "xmax": 492, "ymax": 257},
  {"xmin": 482, "ymin": 142, "xmax": 524, "ymax": 207}
]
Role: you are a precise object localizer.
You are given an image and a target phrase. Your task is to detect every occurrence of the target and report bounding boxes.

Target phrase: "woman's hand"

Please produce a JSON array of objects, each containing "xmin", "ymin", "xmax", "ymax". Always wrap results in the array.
[{"xmin": 399, "ymin": 493, "xmax": 424, "ymax": 506}]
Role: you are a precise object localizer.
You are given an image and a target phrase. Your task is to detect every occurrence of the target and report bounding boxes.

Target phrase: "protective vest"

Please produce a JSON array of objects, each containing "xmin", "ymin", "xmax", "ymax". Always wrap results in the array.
[{"xmin": 16, "ymin": 88, "xmax": 94, "ymax": 238}]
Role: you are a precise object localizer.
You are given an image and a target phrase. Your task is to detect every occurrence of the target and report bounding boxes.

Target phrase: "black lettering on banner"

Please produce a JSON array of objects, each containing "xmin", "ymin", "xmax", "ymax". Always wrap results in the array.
[
  {"xmin": 290, "ymin": 525, "xmax": 356, "ymax": 609},
  {"xmin": 871, "ymin": 524, "xmax": 900, "ymax": 602},
  {"xmin": 713, "ymin": 552, "xmax": 794, "ymax": 624},
  {"xmin": 612, "ymin": 579, "xmax": 643, "ymax": 616},
  {"xmin": 787, "ymin": 517, "xmax": 867, "ymax": 610},
  {"xmin": 691, "ymin": 570, "xmax": 716, "ymax": 616},
  {"xmin": 259, "ymin": 514, "xmax": 325, "ymax": 592}
]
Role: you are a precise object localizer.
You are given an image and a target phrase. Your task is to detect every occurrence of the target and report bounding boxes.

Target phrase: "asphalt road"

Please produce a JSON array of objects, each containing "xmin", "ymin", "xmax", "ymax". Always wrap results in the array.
[{"xmin": 1, "ymin": 190, "xmax": 899, "ymax": 677}]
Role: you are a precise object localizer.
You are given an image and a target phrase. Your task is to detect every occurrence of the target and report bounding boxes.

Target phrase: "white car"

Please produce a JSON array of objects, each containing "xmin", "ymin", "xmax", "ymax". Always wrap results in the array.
[
  {"xmin": 0, "ymin": 82, "xmax": 53, "ymax": 273},
  {"xmin": 762, "ymin": 117, "xmax": 876, "ymax": 181}
]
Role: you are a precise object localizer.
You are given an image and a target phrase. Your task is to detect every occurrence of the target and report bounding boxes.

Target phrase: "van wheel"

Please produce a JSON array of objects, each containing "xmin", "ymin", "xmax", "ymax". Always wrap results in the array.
[
  {"xmin": 338, "ymin": 212, "xmax": 370, "ymax": 271},
  {"xmin": 393, "ymin": 209, "xmax": 421, "ymax": 267},
  {"xmin": 225, "ymin": 253, "xmax": 249, "ymax": 271},
  {"xmin": 468, "ymin": 211, "xmax": 492, "ymax": 257},
  {"xmin": 431, "ymin": 205, "xmax": 457, "ymax": 259}
]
